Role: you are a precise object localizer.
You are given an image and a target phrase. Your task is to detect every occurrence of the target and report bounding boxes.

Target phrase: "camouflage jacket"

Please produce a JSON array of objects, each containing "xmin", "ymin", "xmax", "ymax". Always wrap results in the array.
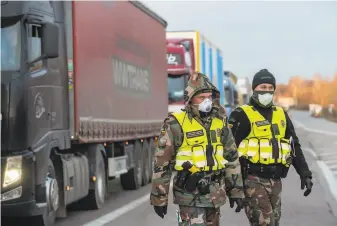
[{"xmin": 150, "ymin": 72, "xmax": 244, "ymax": 208}]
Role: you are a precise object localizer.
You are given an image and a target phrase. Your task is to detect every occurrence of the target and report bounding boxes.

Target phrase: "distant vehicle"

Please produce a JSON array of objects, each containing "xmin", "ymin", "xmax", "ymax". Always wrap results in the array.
[
  {"xmin": 166, "ymin": 38, "xmax": 194, "ymax": 113},
  {"xmin": 223, "ymin": 71, "xmax": 236, "ymax": 115},
  {"xmin": 237, "ymin": 77, "xmax": 252, "ymax": 105},
  {"xmin": 167, "ymin": 31, "xmax": 225, "ymax": 106},
  {"xmin": 276, "ymin": 97, "xmax": 297, "ymax": 112},
  {"xmin": 309, "ymin": 104, "xmax": 323, "ymax": 117}
]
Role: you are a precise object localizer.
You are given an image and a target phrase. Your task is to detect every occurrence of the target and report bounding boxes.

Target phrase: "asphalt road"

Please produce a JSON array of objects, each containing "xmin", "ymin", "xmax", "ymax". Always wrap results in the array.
[{"xmin": 2, "ymin": 110, "xmax": 337, "ymax": 226}]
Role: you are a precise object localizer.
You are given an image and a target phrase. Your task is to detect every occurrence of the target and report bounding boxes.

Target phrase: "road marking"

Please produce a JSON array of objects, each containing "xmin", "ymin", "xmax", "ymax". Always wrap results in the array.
[
  {"xmin": 83, "ymin": 194, "xmax": 149, "ymax": 226},
  {"xmin": 316, "ymin": 161, "xmax": 337, "ymax": 217},
  {"xmin": 293, "ymin": 119, "xmax": 337, "ymax": 136},
  {"xmin": 302, "ymin": 147, "xmax": 337, "ymax": 217},
  {"xmin": 83, "ymin": 179, "xmax": 174, "ymax": 226}
]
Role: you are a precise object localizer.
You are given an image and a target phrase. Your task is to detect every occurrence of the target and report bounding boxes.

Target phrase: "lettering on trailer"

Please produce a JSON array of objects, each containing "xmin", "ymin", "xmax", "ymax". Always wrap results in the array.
[
  {"xmin": 167, "ymin": 53, "xmax": 182, "ymax": 65},
  {"xmin": 112, "ymin": 58, "xmax": 151, "ymax": 95}
]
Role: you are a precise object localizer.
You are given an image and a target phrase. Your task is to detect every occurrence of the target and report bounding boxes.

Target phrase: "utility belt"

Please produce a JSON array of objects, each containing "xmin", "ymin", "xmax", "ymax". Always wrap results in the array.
[
  {"xmin": 241, "ymin": 159, "xmax": 289, "ymax": 179},
  {"xmin": 175, "ymin": 170, "xmax": 226, "ymax": 195}
]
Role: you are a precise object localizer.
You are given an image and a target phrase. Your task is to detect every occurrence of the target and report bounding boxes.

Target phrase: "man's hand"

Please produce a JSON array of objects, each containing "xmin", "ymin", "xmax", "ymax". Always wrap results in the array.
[
  {"xmin": 301, "ymin": 177, "xmax": 313, "ymax": 196},
  {"xmin": 153, "ymin": 205, "xmax": 167, "ymax": 218},
  {"xmin": 229, "ymin": 198, "xmax": 244, "ymax": 212}
]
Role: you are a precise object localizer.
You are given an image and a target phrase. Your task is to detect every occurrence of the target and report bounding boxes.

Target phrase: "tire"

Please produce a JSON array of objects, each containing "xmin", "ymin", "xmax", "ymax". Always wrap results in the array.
[
  {"xmin": 31, "ymin": 159, "xmax": 59, "ymax": 226},
  {"xmin": 142, "ymin": 139, "xmax": 150, "ymax": 185},
  {"xmin": 82, "ymin": 148, "xmax": 106, "ymax": 210},
  {"xmin": 120, "ymin": 140, "xmax": 143, "ymax": 190}
]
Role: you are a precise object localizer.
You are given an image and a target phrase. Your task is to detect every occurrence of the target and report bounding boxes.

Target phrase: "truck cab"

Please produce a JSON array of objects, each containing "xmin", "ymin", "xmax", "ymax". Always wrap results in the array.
[
  {"xmin": 166, "ymin": 38, "xmax": 193, "ymax": 113},
  {"xmin": 1, "ymin": 0, "xmax": 68, "ymax": 223}
]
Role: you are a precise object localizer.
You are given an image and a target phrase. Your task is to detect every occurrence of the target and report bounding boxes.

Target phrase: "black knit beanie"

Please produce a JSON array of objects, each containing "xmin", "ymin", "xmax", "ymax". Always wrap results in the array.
[{"xmin": 252, "ymin": 69, "xmax": 276, "ymax": 90}]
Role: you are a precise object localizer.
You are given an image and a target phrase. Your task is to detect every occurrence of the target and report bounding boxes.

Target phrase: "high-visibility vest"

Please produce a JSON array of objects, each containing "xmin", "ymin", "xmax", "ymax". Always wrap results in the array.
[
  {"xmin": 171, "ymin": 112, "xmax": 228, "ymax": 171},
  {"xmin": 237, "ymin": 105, "xmax": 292, "ymax": 167}
]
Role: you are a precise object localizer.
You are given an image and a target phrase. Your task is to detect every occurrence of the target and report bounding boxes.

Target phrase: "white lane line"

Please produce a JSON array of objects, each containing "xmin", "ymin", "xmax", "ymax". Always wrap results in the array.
[
  {"xmin": 302, "ymin": 147, "xmax": 337, "ymax": 217},
  {"xmin": 83, "ymin": 179, "xmax": 174, "ymax": 226},
  {"xmin": 293, "ymin": 119, "xmax": 337, "ymax": 136},
  {"xmin": 316, "ymin": 161, "xmax": 337, "ymax": 217},
  {"xmin": 83, "ymin": 194, "xmax": 150, "ymax": 226}
]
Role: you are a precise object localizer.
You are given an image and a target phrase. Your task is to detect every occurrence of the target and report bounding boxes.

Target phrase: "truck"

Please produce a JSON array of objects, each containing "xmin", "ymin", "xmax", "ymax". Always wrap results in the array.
[
  {"xmin": 166, "ymin": 31, "xmax": 225, "ymax": 107},
  {"xmin": 223, "ymin": 71, "xmax": 236, "ymax": 115},
  {"xmin": 237, "ymin": 77, "xmax": 252, "ymax": 105},
  {"xmin": 166, "ymin": 38, "xmax": 194, "ymax": 113},
  {"xmin": 1, "ymin": 1, "xmax": 168, "ymax": 225}
]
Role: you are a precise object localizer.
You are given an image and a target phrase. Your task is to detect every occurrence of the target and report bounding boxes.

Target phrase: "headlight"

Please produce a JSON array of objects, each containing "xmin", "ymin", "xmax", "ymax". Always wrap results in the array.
[{"xmin": 3, "ymin": 156, "xmax": 22, "ymax": 188}]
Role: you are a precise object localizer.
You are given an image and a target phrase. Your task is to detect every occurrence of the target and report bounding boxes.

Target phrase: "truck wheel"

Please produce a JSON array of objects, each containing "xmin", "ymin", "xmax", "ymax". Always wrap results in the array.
[
  {"xmin": 142, "ymin": 139, "xmax": 150, "ymax": 185},
  {"xmin": 120, "ymin": 140, "xmax": 143, "ymax": 190},
  {"xmin": 83, "ymin": 149, "xmax": 106, "ymax": 209},
  {"xmin": 31, "ymin": 159, "xmax": 59, "ymax": 226},
  {"xmin": 148, "ymin": 138, "xmax": 155, "ymax": 182}
]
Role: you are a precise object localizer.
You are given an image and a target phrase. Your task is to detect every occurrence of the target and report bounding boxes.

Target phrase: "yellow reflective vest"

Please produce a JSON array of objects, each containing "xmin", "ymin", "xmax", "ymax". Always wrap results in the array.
[
  {"xmin": 237, "ymin": 105, "xmax": 292, "ymax": 167},
  {"xmin": 171, "ymin": 111, "xmax": 228, "ymax": 171}
]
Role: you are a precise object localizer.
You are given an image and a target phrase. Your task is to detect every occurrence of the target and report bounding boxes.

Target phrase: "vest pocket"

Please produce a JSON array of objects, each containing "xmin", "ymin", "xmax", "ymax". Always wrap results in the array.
[
  {"xmin": 186, "ymin": 136, "xmax": 205, "ymax": 146},
  {"xmin": 247, "ymin": 138, "xmax": 260, "ymax": 163},
  {"xmin": 252, "ymin": 124, "xmax": 272, "ymax": 138},
  {"xmin": 259, "ymin": 138, "xmax": 272, "ymax": 164}
]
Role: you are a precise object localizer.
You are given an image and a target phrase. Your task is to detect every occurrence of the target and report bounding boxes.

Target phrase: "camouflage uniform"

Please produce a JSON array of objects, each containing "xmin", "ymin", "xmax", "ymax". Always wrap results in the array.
[
  {"xmin": 244, "ymin": 175, "xmax": 282, "ymax": 226},
  {"xmin": 150, "ymin": 72, "xmax": 245, "ymax": 226}
]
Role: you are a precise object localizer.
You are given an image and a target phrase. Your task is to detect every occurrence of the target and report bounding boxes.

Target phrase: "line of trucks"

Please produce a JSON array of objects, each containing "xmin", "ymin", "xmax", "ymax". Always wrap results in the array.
[
  {"xmin": 166, "ymin": 32, "xmax": 251, "ymax": 115},
  {"xmin": 0, "ymin": 1, "xmax": 250, "ymax": 225}
]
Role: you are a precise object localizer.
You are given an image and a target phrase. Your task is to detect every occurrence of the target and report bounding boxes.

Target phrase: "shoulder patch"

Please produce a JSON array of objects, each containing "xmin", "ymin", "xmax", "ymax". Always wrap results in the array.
[{"xmin": 281, "ymin": 120, "xmax": 285, "ymax": 128}]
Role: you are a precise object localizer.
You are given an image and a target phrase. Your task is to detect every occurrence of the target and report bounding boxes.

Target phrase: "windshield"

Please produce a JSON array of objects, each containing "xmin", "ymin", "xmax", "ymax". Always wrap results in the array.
[
  {"xmin": 1, "ymin": 21, "xmax": 21, "ymax": 71},
  {"xmin": 224, "ymin": 87, "xmax": 232, "ymax": 107},
  {"xmin": 168, "ymin": 74, "xmax": 186, "ymax": 102}
]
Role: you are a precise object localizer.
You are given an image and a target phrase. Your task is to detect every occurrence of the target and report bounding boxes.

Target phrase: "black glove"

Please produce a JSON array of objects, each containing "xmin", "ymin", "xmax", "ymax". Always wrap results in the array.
[
  {"xmin": 153, "ymin": 205, "xmax": 167, "ymax": 218},
  {"xmin": 229, "ymin": 198, "xmax": 244, "ymax": 212},
  {"xmin": 301, "ymin": 177, "xmax": 313, "ymax": 196}
]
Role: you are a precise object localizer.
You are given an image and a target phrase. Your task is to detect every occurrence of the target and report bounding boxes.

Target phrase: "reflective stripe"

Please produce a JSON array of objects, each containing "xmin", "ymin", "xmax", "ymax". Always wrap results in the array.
[
  {"xmin": 176, "ymin": 151, "xmax": 193, "ymax": 156},
  {"xmin": 259, "ymin": 141, "xmax": 270, "ymax": 147},
  {"xmin": 247, "ymin": 150, "xmax": 257, "ymax": 156}
]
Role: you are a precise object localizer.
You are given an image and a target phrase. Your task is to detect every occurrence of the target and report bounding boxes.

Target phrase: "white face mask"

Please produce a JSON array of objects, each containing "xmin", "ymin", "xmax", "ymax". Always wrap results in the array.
[
  {"xmin": 258, "ymin": 93, "xmax": 274, "ymax": 106},
  {"xmin": 198, "ymin": 98, "xmax": 213, "ymax": 112}
]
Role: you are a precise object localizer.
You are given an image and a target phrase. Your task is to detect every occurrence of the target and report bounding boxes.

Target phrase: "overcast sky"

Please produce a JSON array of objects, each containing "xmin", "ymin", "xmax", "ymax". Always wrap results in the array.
[{"xmin": 144, "ymin": 1, "xmax": 337, "ymax": 84}]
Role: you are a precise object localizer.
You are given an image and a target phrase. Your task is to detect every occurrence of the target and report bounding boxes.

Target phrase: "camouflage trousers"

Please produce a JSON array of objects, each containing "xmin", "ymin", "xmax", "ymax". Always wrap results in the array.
[
  {"xmin": 178, "ymin": 205, "xmax": 220, "ymax": 226},
  {"xmin": 244, "ymin": 175, "xmax": 282, "ymax": 226}
]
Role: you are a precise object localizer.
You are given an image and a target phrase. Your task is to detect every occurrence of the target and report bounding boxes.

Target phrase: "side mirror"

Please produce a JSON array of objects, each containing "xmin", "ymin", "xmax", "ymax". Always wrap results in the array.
[
  {"xmin": 41, "ymin": 22, "xmax": 59, "ymax": 58},
  {"xmin": 181, "ymin": 41, "xmax": 190, "ymax": 52}
]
